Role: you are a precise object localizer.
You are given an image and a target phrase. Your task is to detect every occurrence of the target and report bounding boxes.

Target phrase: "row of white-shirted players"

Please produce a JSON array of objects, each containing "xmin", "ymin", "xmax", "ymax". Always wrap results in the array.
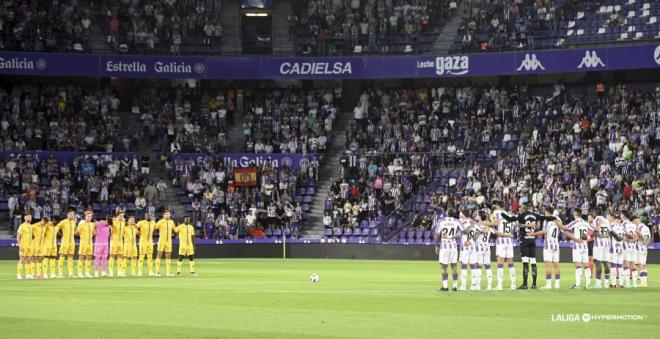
[{"xmin": 433, "ymin": 202, "xmax": 652, "ymax": 291}]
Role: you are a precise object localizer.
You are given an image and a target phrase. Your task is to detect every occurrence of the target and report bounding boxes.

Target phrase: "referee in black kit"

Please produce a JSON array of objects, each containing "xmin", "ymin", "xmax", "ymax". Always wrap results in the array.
[{"xmin": 511, "ymin": 203, "xmax": 557, "ymax": 289}]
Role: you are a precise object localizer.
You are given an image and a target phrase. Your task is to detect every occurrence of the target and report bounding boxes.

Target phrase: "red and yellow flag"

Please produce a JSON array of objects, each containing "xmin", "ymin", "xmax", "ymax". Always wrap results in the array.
[{"xmin": 234, "ymin": 167, "xmax": 257, "ymax": 187}]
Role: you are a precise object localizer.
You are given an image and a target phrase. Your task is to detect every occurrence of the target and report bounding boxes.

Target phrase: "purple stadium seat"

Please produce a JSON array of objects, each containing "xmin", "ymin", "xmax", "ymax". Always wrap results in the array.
[
  {"xmin": 407, "ymin": 230, "xmax": 415, "ymax": 240},
  {"xmin": 423, "ymin": 230, "xmax": 432, "ymax": 240},
  {"xmin": 360, "ymin": 220, "xmax": 369, "ymax": 229}
]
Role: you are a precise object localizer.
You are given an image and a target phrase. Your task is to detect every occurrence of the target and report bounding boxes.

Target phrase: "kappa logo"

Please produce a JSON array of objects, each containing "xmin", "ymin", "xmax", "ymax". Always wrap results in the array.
[
  {"xmin": 516, "ymin": 53, "xmax": 545, "ymax": 71},
  {"xmin": 577, "ymin": 50, "xmax": 606, "ymax": 69}
]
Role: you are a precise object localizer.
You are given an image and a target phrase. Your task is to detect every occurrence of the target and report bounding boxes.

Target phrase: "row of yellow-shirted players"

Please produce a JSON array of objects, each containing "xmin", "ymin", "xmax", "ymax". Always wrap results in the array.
[{"xmin": 16, "ymin": 209, "xmax": 198, "ymax": 279}]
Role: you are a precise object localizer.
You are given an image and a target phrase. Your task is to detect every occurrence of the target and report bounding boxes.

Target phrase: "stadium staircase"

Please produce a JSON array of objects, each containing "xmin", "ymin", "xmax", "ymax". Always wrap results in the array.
[
  {"xmin": 220, "ymin": 0, "xmax": 242, "ymax": 54},
  {"xmin": 301, "ymin": 109, "xmax": 351, "ymax": 238},
  {"xmin": 302, "ymin": 81, "xmax": 361, "ymax": 238},
  {"xmin": 431, "ymin": 1, "xmax": 466, "ymax": 54},
  {"xmin": 225, "ymin": 97, "xmax": 247, "ymax": 153},
  {"xmin": 272, "ymin": 0, "xmax": 296, "ymax": 55},
  {"xmin": 87, "ymin": 2, "xmax": 113, "ymax": 54}
]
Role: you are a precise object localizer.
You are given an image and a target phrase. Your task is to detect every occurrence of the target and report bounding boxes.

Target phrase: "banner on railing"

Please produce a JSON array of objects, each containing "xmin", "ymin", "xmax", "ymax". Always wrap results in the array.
[
  {"xmin": 1, "ymin": 44, "xmax": 658, "ymax": 79},
  {"xmin": 172, "ymin": 153, "xmax": 315, "ymax": 171}
]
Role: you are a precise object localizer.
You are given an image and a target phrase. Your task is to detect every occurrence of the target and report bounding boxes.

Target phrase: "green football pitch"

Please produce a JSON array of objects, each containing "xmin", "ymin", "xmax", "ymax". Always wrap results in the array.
[{"xmin": 0, "ymin": 259, "xmax": 657, "ymax": 338}]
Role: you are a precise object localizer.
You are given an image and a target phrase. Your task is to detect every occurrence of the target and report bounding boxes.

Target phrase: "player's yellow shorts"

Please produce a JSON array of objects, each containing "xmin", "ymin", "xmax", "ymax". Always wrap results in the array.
[
  {"xmin": 139, "ymin": 243, "xmax": 153, "ymax": 256},
  {"xmin": 78, "ymin": 244, "xmax": 93, "ymax": 256},
  {"xmin": 32, "ymin": 246, "xmax": 44, "ymax": 257},
  {"xmin": 178, "ymin": 246, "xmax": 195, "ymax": 256},
  {"xmin": 110, "ymin": 242, "xmax": 124, "ymax": 256},
  {"xmin": 19, "ymin": 246, "xmax": 32, "ymax": 257},
  {"xmin": 157, "ymin": 241, "xmax": 172, "ymax": 253},
  {"xmin": 122, "ymin": 245, "xmax": 137, "ymax": 257},
  {"xmin": 59, "ymin": 243, "xmax": 75, "ymax": 256},
  {"xmin": 42, "ymin": 246, "xmax": 58, "ymax": 257}
]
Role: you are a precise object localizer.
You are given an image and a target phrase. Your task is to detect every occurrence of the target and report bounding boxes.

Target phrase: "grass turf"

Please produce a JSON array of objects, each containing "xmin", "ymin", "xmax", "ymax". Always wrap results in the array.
[{"xmin": 0, "ymin": 259, "xmax": 658, "ymax": 339}]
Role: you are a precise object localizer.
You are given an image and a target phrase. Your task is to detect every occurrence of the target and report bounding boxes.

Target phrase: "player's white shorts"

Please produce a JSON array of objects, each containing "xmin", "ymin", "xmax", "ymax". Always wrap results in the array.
[
  {"xmin": 572, "ymin": 248, "xmax": 589, "ymax": 263},
  {"xmin": 636, "ymin": 249, "xmax": 647, "ymax": 265},
  {"xmin": 610, "ymin": 251, "xmax": 623, "ymax": 265},
  {"xmin": 593, "ymin": 245, "xmax": 610, "ymax": 262},
  {"xmin": 475, "ymin": 250, "xmax": 490, "ymax": 265},
  {"xmin": 623, "ymin": 248, "xmax": 637, "ymax": 262},
  {"xmin": 439, "ymin": 248, "xmax": 458, "ymax": 265},
  {"xmin": 459, "ymin": 249, "xmax": 474, "ymax": 264},
  {"xmin": 543, "ymin": 249, "xmax": 559, "ymax": 263},
  {"xmin": 495, "ymin": 244, "xmax": 513, "ymax": 259}
]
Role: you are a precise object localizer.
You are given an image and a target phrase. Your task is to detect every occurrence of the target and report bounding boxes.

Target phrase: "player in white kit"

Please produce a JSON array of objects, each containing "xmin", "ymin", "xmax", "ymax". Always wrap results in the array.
[
  {"xmin": 620, "ymin": 212, "xmax": 639, "ymax": 288},
  {"xmin": 565, "ymin": 209, "xmax": 594, "ymax": 289},
  {"xmin": 474, "ymin": 210, "xmax": 503, "ymax": 290},
  {"xmin": 434, "ymin": 208, "xmax": 462, "ymax": 291},
  {"xmin": 527, "ymin": 207, "xmax": 572, "ymax": 289},
  {"xmin": 458, "ymin": 210, "xmax": 478, "ymax": 291},
  {"xmin": 633, "ymin": 216, "xmax": 650, "ymax": 287},
  {"xmin": 608, "ymin": 213, "xmax": 626, "ymax": 288},
  {"xmin": 488, "ymin": 201, "xmax": 517, "ymax": 290},
  {"xmin": 589, "ymin": 208, "xmax": 612, "ymax": 289}
]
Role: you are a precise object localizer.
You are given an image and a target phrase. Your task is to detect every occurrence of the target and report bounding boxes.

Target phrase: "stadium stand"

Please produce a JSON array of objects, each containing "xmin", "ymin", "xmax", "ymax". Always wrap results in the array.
[
  {"xmin": 388, "ymin": 83, "xmax": 659, "ymax": 243},
  {"xmin": 451, "ymin": 0, "xmax": 660, "ymax": 53},
  {"xmin": 292, "ymin": 0, "xmax": 456, "ymax": 55},
  {"xmin": 0, "ymin": 83, "xmax": 129, "ymax": 152},
  {"xmin": 240, "ymin": 87, "xmax": 338, "ymax": 153}
]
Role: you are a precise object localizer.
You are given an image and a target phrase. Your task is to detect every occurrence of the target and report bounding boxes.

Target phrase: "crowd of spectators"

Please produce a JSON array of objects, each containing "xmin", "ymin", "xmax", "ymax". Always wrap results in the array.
[
  {"xmin": 293, "ymin": 0, "xmax": 455, "ymax": 55},
  {"xmin": 103, "ymin": 0, "xmax": 223, "ymax": 54},
  {"xmin": 2, "ymin": 153, "xmax": 162, "ymax": 231},
  {"xmin": 454, "ymin": 0, "xmax": 584, "ymax": 53},
  {"xmin": 345, "ymin": 86, "xmax": 528, "ymax": 157},
  {"xmin": 396, "ymin": 83, "xmax": 659, "ymax": 242},
  {"xmin": 241, "ymin": 87, "xmax": 339, "ymax": 154},
  {"xmin": 170, "ymin": 154, "xmax": 319, "ymax": 240},
  {"xmin": 0, "ymin": 83, "xmax": 133, "ymax": 152},
  {"xmin": 323, "ymin": 84, "xmax": 540, "ymax": 239},
  {"xmin": 0, "ymin": 1, "xmax": 93, "ymax": 52},
  {"xmin": 133, "ymin": 85, "xmax": 238, "ymax": 154}
]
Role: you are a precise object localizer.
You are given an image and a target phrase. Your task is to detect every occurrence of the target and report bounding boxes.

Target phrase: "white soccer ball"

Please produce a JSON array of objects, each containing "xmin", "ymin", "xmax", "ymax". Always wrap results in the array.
[{"xmin": 309, "ymin": 273, "xmax": 320, "ymax": 282}]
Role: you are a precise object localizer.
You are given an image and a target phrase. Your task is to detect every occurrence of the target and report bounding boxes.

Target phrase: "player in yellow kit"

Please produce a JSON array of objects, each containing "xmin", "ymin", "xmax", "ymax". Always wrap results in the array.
[
  {"xmin": 122, "ymin": 216, "xmax": 139, "ymax": 276},
  {"xmin": 57, "ymin": 210, "xmax": 77, "ymax": 278},
  {"xmin": 76, "ymin": 211, "xmax": 95, "ymax": 278},
  {"xmin": 30, "ymin": 217, "xmax": 48, "ymax": 279},
  {"xmin": 41, "ymin": 218, "xmax": 58, "ymax": 278},
  {"xmin": 137, "ymin": 215, "xmax": 156, "ymax": 276},
  {"xmin": 174, "ymin": 217, "xmax": 197, "ymax": 276},
  {"xmin": 109, "ymin": 210, "xmax": 126, "ymax": 277},
  {"xmin": 17, "ymin": 212, "xmax": 33, "ymax": 280},
  {"xmin": 155, "ymin": 210, "xmax": 176, "ymax": 276}
]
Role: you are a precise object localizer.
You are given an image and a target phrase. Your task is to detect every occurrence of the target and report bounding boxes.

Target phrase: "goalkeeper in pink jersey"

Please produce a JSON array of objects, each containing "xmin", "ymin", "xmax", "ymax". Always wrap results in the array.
[{"xmin": 94, "ymin": 217, "xmax": 111, "ymax": 277}]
